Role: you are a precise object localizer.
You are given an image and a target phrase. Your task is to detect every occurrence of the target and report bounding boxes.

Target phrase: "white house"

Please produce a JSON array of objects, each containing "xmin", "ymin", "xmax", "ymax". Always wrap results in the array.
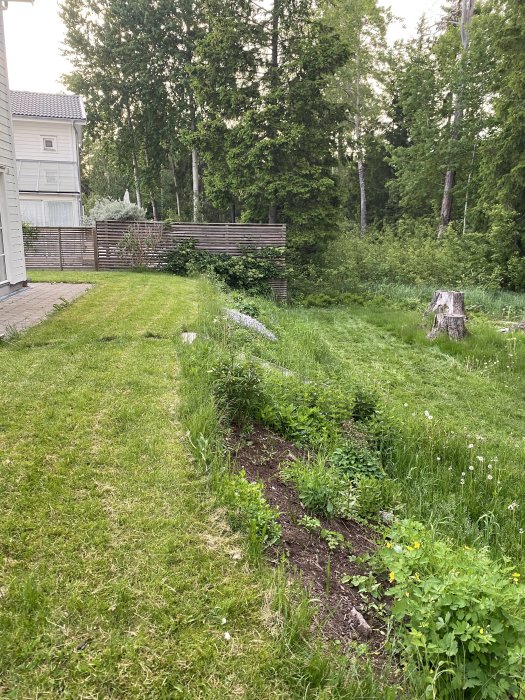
[
  {"xmin": 11, "ymin": 91, "xmax": 86, "ymax": 228},
  {"xmin": 0, "ymin": 1, "xmax": 27, "ymax": 297}
]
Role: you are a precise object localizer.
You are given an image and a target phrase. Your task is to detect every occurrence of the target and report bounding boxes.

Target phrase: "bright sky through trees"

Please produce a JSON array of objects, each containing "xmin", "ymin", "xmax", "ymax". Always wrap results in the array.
[{"xmin": 4, "ymin": 0, "xmax": 440, "ymax": 93}]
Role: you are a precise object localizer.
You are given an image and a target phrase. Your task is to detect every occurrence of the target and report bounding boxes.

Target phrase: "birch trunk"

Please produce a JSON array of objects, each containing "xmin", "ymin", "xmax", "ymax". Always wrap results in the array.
[
  {"xmin": 268, "ymin": 0, "xmax": 280, "ymax": 224},
  {"xmin": 169, "ymin": 153, "xmax": 181, "ymax": 219},
  {"xmin": 190, "ymin": 101, "xmax": 200, "ymax": 223},
  {"xmin": 438, "ymin": 0, "xmax": 475, "ymax": 238},
  {"xmin": 354, "ymin": 43, "xmax": 367, "ymax": 234}
]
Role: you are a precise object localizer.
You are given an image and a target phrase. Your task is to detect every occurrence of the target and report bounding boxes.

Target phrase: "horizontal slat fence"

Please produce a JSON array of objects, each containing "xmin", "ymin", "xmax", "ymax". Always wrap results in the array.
[
  {"xmin": 24, "ymin": 221, "xmax": 288, "ymax": 299},
  {"xmin": 24, "ymin": 227, "xmax": 95, "ymax": 270}
]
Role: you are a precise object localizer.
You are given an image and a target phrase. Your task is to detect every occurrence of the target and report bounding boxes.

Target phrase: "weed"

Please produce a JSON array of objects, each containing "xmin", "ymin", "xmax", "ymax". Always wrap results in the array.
[{"xmin": 210, "ymin": 356, "xmax": 263, "ymax": 424}]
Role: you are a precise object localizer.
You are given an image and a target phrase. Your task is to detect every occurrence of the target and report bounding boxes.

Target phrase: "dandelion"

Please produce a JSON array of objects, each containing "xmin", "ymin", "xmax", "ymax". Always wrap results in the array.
[
  {"xmin": 460, "ymin": 479, "xmax": 465, "ymax": 485},
  {"xmin": 389, "ymin": 571, "xmax": 396, "ymax": 582},
  {"xmin": 461, "ymin": 472, "xmax": 466, "ymax": 477},
  {"xmin": 468, "ymin": 444, "xmax": 474, "ymax": 449},
  {"xmin": 519, "ymin": 529, "xmax": 524, "ymax": 535},
  {"xmin": 224, "ymin": 632, "xmax": 232, "ymax": 641},
  {"xmin": 508, "ymin": 502, "xmax": 519, "ymax": 512},
  {"xmin": 437, "ymin": 457, "xmax": 441, "ymax": 461},
  {"xmin": 448, "ymin": 466, "xmax": 452, "ymax": 471},
  {"xmin": 477, "ymin": 456, "xmax": 484, "ymax": 462},
  {"xmin": 487, "ymin": 474, "xmax": 493, "ymax": 481},
  {"xmin": 403, "ymin": 403, "xmax": 408, "ymax": 407},
  {"xmin": 469, "ymin": 465, "xmax": 474, "ymax": 471},
  {"xmin": 424, "ymin": 410, "xmax": 433, "ymax": 420}
]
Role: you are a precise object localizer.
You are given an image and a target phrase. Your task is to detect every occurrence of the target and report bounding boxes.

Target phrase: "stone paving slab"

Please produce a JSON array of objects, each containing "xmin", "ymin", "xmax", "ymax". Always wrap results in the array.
[{"xmin": 0, "ymin": 283, "xmax": 91, "ymax": 337}]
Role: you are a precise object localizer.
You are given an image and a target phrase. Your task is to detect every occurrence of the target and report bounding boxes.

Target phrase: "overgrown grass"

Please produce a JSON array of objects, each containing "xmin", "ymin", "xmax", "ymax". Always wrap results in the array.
[
  {"xmin": 235, "ymin": 291, "xmax": 525, "ymax": 566},
  {"xmin": 0, "ymin": 270, "xmax": 397, "ymax": 699}
]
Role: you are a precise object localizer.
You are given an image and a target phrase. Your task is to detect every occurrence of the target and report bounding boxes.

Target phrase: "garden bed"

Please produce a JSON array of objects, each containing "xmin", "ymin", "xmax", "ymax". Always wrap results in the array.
[{"xmin": 228, "ymin": 424, "xmax": 388, "ymax": 655}]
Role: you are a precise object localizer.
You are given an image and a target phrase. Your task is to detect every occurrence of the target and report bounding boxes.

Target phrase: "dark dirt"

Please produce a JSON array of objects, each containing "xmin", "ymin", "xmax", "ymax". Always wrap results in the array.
[{"xmin": 228, "ymin": 424, "xmax": 389, "ymax": 657}]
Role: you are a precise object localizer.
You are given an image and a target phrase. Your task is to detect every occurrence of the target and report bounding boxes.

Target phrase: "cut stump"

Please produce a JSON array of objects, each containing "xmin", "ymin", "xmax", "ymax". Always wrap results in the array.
[{"xmin": 427, "ymin": 291, "xmax": 467, "ymax": 340}]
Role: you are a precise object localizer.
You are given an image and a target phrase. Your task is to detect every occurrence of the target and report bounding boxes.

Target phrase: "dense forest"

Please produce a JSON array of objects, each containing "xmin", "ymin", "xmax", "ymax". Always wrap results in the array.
[{"xmin": 62, "ymin": 0, "xmax": 525, "ymax": 291}]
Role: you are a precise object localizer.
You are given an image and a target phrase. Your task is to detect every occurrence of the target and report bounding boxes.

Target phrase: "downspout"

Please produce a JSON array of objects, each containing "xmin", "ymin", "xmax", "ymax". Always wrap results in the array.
[{"xmin": 73, "ymin": 119, "xmax": 83, "ymax": 224}]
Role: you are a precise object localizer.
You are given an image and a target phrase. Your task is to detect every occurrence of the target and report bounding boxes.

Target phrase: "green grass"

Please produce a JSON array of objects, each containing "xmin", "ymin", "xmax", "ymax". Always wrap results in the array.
[
  {"xmin": 239, "ymin": 292, "xmax": 525, "ymax": 565},
  {"xmin": 0, "ymin": 271, "xmax": 397, "ymax": 699}
]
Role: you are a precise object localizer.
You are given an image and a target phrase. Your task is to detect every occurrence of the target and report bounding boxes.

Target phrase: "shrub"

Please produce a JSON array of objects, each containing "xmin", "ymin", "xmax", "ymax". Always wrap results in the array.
[
  {"xmin": 211, "ymin": 357, "xmax": 263, "ymax": 424},
  {"xmin": 225, "ymin": 471, "xmax": 281, "ymax": 547},
  {"xmin": 259, "ymin": 377, "xmax": 355, "ymax": 448},
  {"xmin": 84, "ymin": 197, "xmax": 146, "ymax": 224},
  {"xmin": 281, "ymin": 458, "xmax": 356, "ymax": 519},
  {"xmin": 330, "ymin": 443, "xmax": 384, "ymax": 480},
  {"xmin": 116, "ymin": 223, "xmax": 163, "ymax": 267},
  {"xmin": 353, "ymin": 476, "xmax": 400, "ymax": 521},
  {"xmin": 352, "ymin": 388, "xmax": 380, "ymax": 423},
  {"xmin": 164, "ymin": 242, "xmax": 284, "ymax": 295},
  {"xmin": 230, "ymin": 293, "xmax": 261, "ymax": 319},
  {"xmin": 377, "ymin": 520, "xmax": 525, "ymax": 699}
]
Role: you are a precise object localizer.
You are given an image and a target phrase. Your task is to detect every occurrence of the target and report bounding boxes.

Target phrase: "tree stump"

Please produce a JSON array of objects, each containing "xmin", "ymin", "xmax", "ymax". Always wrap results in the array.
[{"xmin": 427, "ymin": 291, "xmax": 467, "ymax": 340}]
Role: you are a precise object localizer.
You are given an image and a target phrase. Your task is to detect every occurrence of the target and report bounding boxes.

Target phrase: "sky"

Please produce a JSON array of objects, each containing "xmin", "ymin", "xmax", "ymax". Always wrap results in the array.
[{"xmin": 4, "ymin": 0, "xmax": 443, "ymax": 94}]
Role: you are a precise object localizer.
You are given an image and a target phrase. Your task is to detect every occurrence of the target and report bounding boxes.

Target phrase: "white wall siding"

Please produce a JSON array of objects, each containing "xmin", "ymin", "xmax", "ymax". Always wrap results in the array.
[
  {"xmin": 13, "ymin": 119, "xmax": 77, "ymax": 163},
  {"xmin": 0, "ymin": 10, "xmax": 26, "ymax": 286}
]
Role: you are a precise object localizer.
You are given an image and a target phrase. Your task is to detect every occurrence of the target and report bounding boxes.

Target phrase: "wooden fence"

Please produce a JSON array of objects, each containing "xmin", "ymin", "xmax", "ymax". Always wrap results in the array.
[
  {"xmin": 24, "ymin": 221, "xmax": 288, "ymax": 299},
  {"xmin": 24, "ymin": 227, "xmax": 95, "ymax": 270}
]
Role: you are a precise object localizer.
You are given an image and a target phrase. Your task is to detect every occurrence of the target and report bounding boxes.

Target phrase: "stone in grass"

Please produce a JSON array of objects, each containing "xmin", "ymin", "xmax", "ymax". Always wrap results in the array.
[
  {"xmin": 350, "ymin": 607, "xmax": 372, "ymax": 638},
  {"xmin": 181, "ymin": 332, "xmax": 197, "ymax": 344},
  {"xmin": 225, "ymin": 309, "xmax": 277, "ymax": 341}
]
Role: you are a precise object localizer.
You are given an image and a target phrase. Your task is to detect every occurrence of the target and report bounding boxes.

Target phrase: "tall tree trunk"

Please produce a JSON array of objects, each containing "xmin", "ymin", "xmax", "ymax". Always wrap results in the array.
[
  {"xmin": 169, "ymin": 153, "xmax": 181, "ymax": 219},
  {"xmin": 190, "ymin": 99, "xmax": 200, "ymax": 223},
  {"xmin": 462, "ymin": 142, "xmax": 477, "ymax": 235},
  {"xmin": 354, "ymin": 44, "xmax": 367, "ymax": 234},
  {"xmin": 125, "ymin": 103, "xmax": 142, "ymax": 209},
  {"xmin": 268, "ymin": 0, "xmax": 280, "ymax": 224},
  {"xmin": 438, "ymin": 0, "xmax": 475, "ymax": 238},
  {"xmin": 150, "ymin": 198, "xmax": 158, "ymax": 220}
]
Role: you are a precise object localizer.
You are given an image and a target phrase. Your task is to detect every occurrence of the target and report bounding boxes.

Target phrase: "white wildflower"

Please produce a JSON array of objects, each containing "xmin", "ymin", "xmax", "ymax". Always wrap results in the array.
[
  {"xmin": 507, "ymin": 502, "xmax": 519, "ymax": 512},
  {"xmin": 469, "ymin": 465, "xmax": 474, "ymax": 471},
  {"xmin": 460, "ymin": 479, "xmax": 465, "ymax": 485},
  {"xmin": 221, "ymin": 618, "xmax": 227, "ymax": 625},
  {"xmin": 424, "ymin": 410, "xmax": 433, "ymax": 420},
  {"xmin": 224, "ymin": 632, "xmax": 232, "ymax": 641},
  {"xmin": 468, "ymin": 444, "xmax": 474, "ymax": 449},
  {"xmin": 476, "ymin": 456, "xmax": 484, "ymax": 462},
  {"xmin": 403, "ymin": 403, "xmax": 408, "ymax": 407},
  {"xmin": 487, "ymin": 474, "xmax": 493, "ymax": 481}
]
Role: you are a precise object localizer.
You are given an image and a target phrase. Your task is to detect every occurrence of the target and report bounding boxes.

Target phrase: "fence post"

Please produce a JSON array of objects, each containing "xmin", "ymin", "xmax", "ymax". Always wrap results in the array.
[
  {"xmin": 92, "ymin": 225, "xmax": 99, "ymax": 270},
  {"xmin": 58, "ymin": 228, "xmax": 63, "ymax": 270}
]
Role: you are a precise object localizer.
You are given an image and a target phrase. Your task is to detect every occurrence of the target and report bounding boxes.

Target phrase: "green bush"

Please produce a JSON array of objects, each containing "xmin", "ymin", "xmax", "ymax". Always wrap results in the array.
[
  {"xmin": 354, "ymin": 476, "xmax": 400, "ymax": 521},
  {"xmin": 210, "ymin": 357, "xmax": 263, "ymax": 424},
  {"xmin": 352, "ymin": 388, "xmax": 380, "ymax": 423},
  {"xmin": 377, "ymin": 520, "xmax": 525, "ymax": 699},
  {"xmin": 259, "ymin": 376, "xmax": 355, "ymax": 448},
  {"xmin": 225, "ymin": 471, "xmax": 281, "ymax": 547},
  {"xmin": 164, "ymin": 240, "xmax": 284, "ymax": 295},
  {"xmin": 281, "ymin": 458, "xmax": 356, "ymax": 519},
  {"xmin": 330, "ymin": 443, "xmax": 384, "ymax": 480}
]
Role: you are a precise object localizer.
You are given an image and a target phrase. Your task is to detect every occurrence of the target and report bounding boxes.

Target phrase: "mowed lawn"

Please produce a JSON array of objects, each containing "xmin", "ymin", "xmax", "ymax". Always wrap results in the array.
[{"xmin": 0, "ymin": 272, "xmax": 294, "ymax": 699}]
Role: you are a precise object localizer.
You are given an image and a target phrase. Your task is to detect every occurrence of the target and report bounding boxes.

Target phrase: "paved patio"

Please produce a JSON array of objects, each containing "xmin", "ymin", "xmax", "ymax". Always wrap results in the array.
[{"xmin": 0, "ymin": 283, "xmax": 91, "ymax": 337}]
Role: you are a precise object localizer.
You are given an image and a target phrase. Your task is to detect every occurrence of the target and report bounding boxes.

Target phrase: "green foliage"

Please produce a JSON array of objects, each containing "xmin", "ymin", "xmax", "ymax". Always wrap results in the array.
[
  {"xmin": 259, "ymin": 376, "xmax": 355, "ymax": 448},
  {"xmin": 21, "ymin": 222, "xmax": 38, "ymax": 251},
  {"xmin": 378, "ymin": 520, "xmax": 525, "ymax": 699},
  {"xmin": 298, "ymin": 515, "xmax": 348, "ymax": 550},
  {"xmin": 164, "ymin": 241, "xmax": 283, "ymax": 295},
  {"xmin": 84, "ymin": 197, "xmax": 146, "ymax": 224},
  {"xmin": 354, "ymin": 476, "xmax": 399, "ymax": 521},
  {"xmin": 281, "ymin": 458, "xmax": 356, "ymax": 519},
  {"xmin": 210, "ymin": 357, "xmax": 263, "ymax": 424},
  {"xmin": 224, "ymin": 471, "xmax": 282, "ymax": 547},
  {"xmin": 330, "ymin": 442, "xmax": 384, "ymax": 480},
  {"xmin": 352, "ymin": 388, "xmax": 380, "ymax": 422},
  {"xmin": 230, "ymin": 293, "xmax": 261, "ymax": 319}
]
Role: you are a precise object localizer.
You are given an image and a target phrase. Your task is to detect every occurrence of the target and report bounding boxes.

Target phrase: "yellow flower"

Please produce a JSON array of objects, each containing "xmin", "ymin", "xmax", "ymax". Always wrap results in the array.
[
  {"xmin": 413, "ymin": 572, "xmax": 421, "ymax": 582},
  {"xmin": 389, "ymin": 571, "xmax": 395, "ymax": 583},
  {"xmin": 479, "ymin": 628, "xmax": 484, "ymax": 635},
  {"xmin": 385, "ymin": 542, "xmax": 392, "ymax": 548},
  {"xmin": 512, "ymin": 572, "xmax": 520, "ymax": 584},
  {"xmin": 407, "ymin": 546, "xmax": 414, "ymax": 552},
  {"xmin": 413, "ymin": 541, "xmax": 421, "ymax": 549}
]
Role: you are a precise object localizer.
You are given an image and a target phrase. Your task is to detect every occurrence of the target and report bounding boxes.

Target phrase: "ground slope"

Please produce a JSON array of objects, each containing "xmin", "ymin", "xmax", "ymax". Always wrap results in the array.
[{"xmin": 0, "ymin": 272, "xmax": 301, "ymax": 699}]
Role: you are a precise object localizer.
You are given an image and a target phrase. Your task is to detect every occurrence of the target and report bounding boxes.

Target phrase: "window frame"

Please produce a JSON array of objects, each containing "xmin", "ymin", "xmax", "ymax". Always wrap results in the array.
[{"xmin": 42, "ymin": 136, "xmax": 57, "ymax": 152}]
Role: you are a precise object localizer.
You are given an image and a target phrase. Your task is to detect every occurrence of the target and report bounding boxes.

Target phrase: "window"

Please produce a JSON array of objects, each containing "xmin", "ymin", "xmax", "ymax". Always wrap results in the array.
[
  {"xmin": 17, "ymin": 161, "xmax": 79, "ymax": 193},
  {"xmin": 46, "ymin": 201, "xmax": 74, "ymax": 227},
  {"xmin": 20, "ymin": 200, "xmax": 45, "ymax": 227},
  {"xmin": 42, "ymin": 136, "xmax": 57, "ymax": 152}
]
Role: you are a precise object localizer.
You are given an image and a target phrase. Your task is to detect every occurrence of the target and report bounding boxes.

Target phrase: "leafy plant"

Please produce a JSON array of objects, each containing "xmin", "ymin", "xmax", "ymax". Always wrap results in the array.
[
  {"xmin": 22, "ymin": 222, "xmax": 38, "ymax": 250},
  {"xmin": 282, "ymin": 458, "xmax": 356, "ymax": 519},
  {"xmin": 231, "ymin": 293, "xmax": 261, "ymax": 319},
  {"xmin": 377, "ymin": 519, "xmax": 525, "ymax": 699},
  {"xmin": 116, "ymin": 223, "xmax": 163, "ymax": 267},
  {"xmin": 298, "ymin": 515, "xmax": 348, "ymax": 550},
  {"xmin": 225, "ymin": 471, "xmax": 281, "ymax": 547},
  {"xmin": 342, "ymin": 573, "xmax": 382, "ymax": 600},
  {"xmin": 211, "ymin": 357, "xmax": 263, "ymax": 424},
  {"xmin": 164, "ymin": 242, "xmax": 284, "ymax": 295},
  {"xmin": 352, "ymin": 388, "xmax": 380, "ymax": 423},
  {"xmin": 354, "ymin": 476, "xmax": 400, "ymax": 521},
  {"xmin": 330, "ymin": 443, "xmax": 384, "ymax": 480}
]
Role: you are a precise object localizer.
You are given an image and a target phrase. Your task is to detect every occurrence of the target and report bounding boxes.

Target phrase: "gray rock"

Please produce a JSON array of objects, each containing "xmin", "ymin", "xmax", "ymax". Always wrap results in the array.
[
  {"xmin": 225, "ymin": 309, "xmax": 277, "ymax": 341},
  {"xmin": 181, "ymin": 332, "xmax": 197, "ymax": 344}
]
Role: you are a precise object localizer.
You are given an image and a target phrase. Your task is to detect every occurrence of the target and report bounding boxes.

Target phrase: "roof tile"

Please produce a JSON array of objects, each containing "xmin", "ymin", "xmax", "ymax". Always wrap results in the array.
[{"xmin": 10, "ymin": 91, "xmax": 86, "ymax": 121}]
